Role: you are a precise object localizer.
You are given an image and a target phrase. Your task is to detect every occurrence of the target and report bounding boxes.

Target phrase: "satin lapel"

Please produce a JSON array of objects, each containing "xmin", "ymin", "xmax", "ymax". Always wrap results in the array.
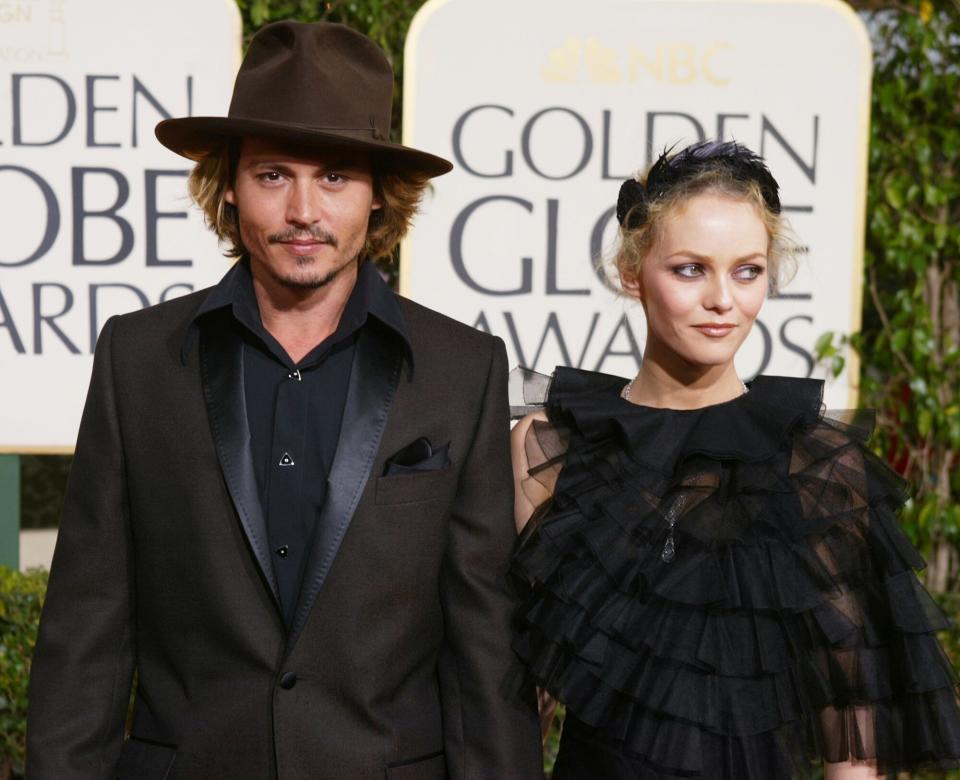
[
  {"xmin": 288, "ymin": 327, "xmax": 402, "ymax": 644},
  {"xmin": 200, "ymin": 324, "xmax": 280, "ymax": 605}
]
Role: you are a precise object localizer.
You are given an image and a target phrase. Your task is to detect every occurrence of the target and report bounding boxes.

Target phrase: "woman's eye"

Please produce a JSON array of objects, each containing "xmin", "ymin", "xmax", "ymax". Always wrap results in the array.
[
  {"xmin": 734, "ymin": 265, "xmax": 765, "ymax": 281},
  {"xmin": 673, "ymin": 264, "xmax": 702, "ymax": 278}
]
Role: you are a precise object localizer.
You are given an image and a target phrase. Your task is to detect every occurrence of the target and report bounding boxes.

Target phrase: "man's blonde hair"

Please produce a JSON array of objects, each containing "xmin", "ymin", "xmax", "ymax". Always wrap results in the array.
[{"xmin": 187, "ymin": 138, "xmax": 431, "ymax": 261}]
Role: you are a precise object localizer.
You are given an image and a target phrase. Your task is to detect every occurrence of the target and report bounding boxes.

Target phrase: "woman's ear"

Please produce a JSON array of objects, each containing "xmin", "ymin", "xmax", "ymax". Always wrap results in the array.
[{"xmin": 620, "ymin": 268, "xmax": 643, "ymax": 301}]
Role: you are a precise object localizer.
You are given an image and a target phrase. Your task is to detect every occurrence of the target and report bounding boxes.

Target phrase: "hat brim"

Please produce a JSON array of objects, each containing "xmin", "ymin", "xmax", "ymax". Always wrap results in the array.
[{"xmin": 155, "ymin": 116, "xmax": 453, "ymax": 178}]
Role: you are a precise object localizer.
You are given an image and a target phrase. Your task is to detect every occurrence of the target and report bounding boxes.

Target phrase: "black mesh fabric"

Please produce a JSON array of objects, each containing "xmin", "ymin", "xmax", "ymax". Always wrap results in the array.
[{"xmin": 511, "ymin": 367, "xmax": 960, "ymax": 779}]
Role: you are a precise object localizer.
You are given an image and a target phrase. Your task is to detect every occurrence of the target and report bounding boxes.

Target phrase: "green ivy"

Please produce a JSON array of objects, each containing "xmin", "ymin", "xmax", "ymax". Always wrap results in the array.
[
  {"xmin": 856, "ymin": 2, "xmax": 959, "ymax": 592},
  {"xmin": 0, "ymin": 567, "xmax": 47, "ymax": 779},
  {"xmin": 817, "ymin": 10, "xmax": 960, "ymax": 776}
]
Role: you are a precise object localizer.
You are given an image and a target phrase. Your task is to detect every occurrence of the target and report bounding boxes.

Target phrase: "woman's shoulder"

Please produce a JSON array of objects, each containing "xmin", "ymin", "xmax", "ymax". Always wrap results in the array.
[
  {"xmin": 509, "ymin": 365, "xmax": 628, "ymax": 419},
  {"xmin": 746, "ymin": 374, "xmax": 824, "ymax": 416},
  {"xmin": 511, "ymin": 409, "xmax": 553, "ymax": 533},
  {"xmin": 510, "ymin": 409, "xmax": 549, "ymax": 453}
]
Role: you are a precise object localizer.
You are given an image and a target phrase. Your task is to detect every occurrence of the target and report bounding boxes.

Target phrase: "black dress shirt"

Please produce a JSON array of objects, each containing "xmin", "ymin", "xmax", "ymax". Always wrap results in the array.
[{"xmin": 189, "ymin": 259, "xmax": 410, "ymax": 626}]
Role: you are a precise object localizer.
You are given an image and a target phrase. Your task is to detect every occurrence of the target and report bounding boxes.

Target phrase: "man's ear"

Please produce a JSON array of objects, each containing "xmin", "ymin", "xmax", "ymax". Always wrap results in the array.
[
  {"xmin": 225, "ymin": 187, "xmax": 236, "ymax": 206},
  {"xmin": 370, "ymin": 195, "xmax": 383, "ymax": 212}
]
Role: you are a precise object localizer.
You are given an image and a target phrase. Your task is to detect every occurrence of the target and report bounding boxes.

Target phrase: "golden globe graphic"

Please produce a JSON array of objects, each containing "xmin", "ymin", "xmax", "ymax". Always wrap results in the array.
[
  {"xmin": 0, "ymin": 0, "xmax": 240, "ymax": 451},
  {"xmin": 401, "ymin": 0, "xmax": 872, "ymax": 409}
]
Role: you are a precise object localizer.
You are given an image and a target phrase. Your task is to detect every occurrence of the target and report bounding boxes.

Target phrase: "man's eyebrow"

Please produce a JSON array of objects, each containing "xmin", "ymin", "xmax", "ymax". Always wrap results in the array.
[
  {"xmin": 243, "ymin": 156, "xmax": 365, "ymax": 171},
  {"xmin": 323, "ymin": 157, "xmax": 364, "ymax": 170}
]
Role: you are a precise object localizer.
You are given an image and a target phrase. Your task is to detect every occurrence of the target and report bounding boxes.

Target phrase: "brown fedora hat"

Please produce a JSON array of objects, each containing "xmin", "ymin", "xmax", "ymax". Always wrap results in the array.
[{"xmin": 155, "ymin": 20, "xmax": 452, "ymax": 177}]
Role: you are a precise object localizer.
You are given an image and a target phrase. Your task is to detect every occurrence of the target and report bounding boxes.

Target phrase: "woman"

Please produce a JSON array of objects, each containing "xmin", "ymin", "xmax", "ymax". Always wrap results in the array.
[{"xmin": 510, "ymin": 141, "xmax": 960, "ymax": 779}]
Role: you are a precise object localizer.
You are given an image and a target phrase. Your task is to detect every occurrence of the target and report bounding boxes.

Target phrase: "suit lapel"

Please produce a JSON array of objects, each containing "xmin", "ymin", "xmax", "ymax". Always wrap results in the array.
[
  {"xmin": 288, "ymin": 326, "xmax": 402, "ymax": 643},
  {"xmin": 200, "ymin": 323, "xmax": 281, "ymax": 605}
]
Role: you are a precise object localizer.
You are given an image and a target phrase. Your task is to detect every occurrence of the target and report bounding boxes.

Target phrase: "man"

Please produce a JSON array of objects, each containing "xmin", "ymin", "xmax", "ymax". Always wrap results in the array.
[{"xmin": 27, "ymin": 21, "xmax": 541, "ymax": 779}]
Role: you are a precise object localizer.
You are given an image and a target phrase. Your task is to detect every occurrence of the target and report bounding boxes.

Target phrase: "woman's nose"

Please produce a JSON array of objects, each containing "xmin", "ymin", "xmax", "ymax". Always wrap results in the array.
[{"xmin": 704, "ymin": 275, "xmax": 734, "ymax": 312}]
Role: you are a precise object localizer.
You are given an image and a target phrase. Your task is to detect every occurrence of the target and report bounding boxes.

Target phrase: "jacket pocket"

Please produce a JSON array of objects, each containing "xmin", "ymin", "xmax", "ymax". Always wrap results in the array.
[
  {"xmin": 375, "ymin": 467, "xmax": 454, "ymax": 505},
  {"xmin": 116, "ymin": 737, "xmax": 177, "ymax": 780},
  {"xmin": 385, "ymin": 749, "xmax": 445, "ymax": 780}
]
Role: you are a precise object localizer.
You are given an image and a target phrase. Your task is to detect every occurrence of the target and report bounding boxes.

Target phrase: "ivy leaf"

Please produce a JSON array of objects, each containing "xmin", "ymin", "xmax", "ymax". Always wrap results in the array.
[
  {"xmin": 884, "ymin": 179, "xmax": 905, "ymax": 209},
  {"xmin": 814, "ymin": 330, "xmax": 836, "ymax": 359},
  {"xmin": 934, "ymin": 223, "xmax": 948, "ymax": 248},
  {"xmin": 250, "ymin": 0, "xmax": 272, "ymax": 25},
  {"xmin": 918, "ymin": 499, "xmax": 936, "ymax": 530},
  {"xmin": 949, "ymin": 413, "xmax": 960, "ymax": 449}
]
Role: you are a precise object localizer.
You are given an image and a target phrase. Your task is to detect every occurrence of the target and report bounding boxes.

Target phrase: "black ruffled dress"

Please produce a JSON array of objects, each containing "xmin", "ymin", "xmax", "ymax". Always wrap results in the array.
[{"xmin": 511, "ymin": 367, "xmax": 960, "ymax": 779}]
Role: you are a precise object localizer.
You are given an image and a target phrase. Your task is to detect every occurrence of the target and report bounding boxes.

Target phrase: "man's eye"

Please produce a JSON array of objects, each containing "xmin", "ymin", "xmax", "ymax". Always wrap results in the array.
[
  {"xmin": 673, "ymin": 264, "xmax": 702, "ymax": 278},
  {"xmin": 325, "ymin": 173, "xmax": 345, "ymax": 184},
  {"xmin": 257, "ymin": 171, "xmax": 283, "ymax": 182}
]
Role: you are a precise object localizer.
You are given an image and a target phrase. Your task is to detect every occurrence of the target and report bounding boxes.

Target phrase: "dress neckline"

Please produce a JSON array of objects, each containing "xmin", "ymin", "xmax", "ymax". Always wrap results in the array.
[
  {"xmin": 547, "ymin": 367, "xmax": 824, "ymax": 475},
  {"xmin": 615, "ymin": 384, "xmax": 750, "ymax": 414}
]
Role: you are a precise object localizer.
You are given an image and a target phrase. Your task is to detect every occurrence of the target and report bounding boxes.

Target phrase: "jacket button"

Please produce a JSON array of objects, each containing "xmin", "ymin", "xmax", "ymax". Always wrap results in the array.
[{"xmin": 279, "ymin": 671, "xmax": 297, "ymax": 690}]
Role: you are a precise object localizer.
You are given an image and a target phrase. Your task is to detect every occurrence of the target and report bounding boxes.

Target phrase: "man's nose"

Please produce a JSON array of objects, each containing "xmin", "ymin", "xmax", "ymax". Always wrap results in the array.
[{"xmin": 285, "ymin": 180, "xmax": 322, "ymax": 226}]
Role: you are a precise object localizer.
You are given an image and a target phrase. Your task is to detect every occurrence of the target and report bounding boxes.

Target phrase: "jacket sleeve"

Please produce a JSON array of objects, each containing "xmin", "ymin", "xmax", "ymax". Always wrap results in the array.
[
  {"xmin": 437, "ymin": 336, "xmax": 543, "ymax": 779},
  {"xmin": 27, "ymin": 315, "xmax": 136, "ymax": 779}
]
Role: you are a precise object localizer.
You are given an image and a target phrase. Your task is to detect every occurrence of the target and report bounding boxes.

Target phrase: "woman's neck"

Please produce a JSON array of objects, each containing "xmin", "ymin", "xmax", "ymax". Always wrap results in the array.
[{"xmin": 626, "ymin": 345, "xmax": 746, "ymax": 410}]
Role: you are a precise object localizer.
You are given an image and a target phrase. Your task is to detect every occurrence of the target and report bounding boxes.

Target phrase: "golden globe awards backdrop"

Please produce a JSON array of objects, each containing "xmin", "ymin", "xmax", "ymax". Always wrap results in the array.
[
  {"xmin": 0, "ymin": 0, "xmax": 240, "ymax": 451},
  {"xmin": 401, "ymin": 0, "xmax": 871, "ymax": 409}
]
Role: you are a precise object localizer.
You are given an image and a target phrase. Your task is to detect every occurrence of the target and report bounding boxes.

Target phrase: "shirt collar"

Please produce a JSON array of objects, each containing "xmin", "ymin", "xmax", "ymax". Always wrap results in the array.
[{"xmin": 181, "ymin": 258, "xmax": 411, "ymax": 365}]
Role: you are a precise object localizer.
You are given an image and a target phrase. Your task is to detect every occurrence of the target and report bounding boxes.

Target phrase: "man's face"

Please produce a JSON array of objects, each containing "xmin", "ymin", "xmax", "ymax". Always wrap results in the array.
[{"xmin": 225, "ymin": 137, "xmax": 381, "ymax": 290}]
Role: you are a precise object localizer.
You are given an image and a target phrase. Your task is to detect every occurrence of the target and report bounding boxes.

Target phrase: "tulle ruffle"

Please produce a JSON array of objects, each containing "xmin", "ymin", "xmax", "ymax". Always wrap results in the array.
[{"xmin": 511, "ymin": 368, "xmax": 960, "ymax": 778}]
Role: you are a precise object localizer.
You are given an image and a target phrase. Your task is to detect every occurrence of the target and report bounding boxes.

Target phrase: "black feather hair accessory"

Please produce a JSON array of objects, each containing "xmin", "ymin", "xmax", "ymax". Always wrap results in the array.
[
  {"xmin": 616, "ymin": 140, "xmax": 782, "ymax": 230},
  {"xmin": 616, "ymin": 179, "xmax": 647, "ymax": 230}
]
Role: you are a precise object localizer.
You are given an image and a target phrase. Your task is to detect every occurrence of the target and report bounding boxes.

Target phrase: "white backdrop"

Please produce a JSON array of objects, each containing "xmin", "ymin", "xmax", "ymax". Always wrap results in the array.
[
  {"xmin": 0, "ymin": 0, "xmax": 240, "ymax": 451},
  {"xmin": 401, "ymin": 0, "xmax": 872, "ymax": 409}
]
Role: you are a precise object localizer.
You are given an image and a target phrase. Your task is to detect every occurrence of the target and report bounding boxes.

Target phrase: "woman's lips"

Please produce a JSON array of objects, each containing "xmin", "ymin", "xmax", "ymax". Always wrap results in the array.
[{"xmin": 693, "ymin": 323, "xmax": 736, "ymax": 337}]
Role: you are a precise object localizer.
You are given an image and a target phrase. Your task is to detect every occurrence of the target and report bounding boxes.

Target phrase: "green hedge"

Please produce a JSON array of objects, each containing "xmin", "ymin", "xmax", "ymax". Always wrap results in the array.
[
  {"xmin": 0, "ymin": 567, "xmax": 46, "ymax": 779},
  {"xmin": 819, "ymin": 1, "xmax": 960, "ymax": 596}
]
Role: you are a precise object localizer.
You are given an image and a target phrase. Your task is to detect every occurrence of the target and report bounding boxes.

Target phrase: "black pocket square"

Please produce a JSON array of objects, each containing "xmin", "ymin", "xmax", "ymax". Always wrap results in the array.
[{"xmin": 383, "ymin": 437, "xmax": 451, "ymax": 476}]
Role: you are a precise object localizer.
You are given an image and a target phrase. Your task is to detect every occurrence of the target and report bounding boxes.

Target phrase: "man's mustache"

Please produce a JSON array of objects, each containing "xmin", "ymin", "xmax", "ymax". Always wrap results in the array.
[{"xmin": 268, "ymin": 227, "xmax": 338, "ymax": 247}]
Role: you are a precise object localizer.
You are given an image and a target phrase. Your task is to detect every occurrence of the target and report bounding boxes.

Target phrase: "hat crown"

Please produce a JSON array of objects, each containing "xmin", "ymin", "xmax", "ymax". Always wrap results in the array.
[
  {"xmin": 153, "ymin": 20, "xmax": 452, "ymax": 176},
  {"xmin": 228, "ymin": 21, "xmax": 393, "ymax": 141}
]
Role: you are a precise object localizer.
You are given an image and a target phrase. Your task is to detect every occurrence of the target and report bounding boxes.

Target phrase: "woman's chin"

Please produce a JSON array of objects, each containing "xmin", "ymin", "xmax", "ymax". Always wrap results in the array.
[{"xmin": 668, "ymin": 347, "xmax": 741, "ymax": 372}]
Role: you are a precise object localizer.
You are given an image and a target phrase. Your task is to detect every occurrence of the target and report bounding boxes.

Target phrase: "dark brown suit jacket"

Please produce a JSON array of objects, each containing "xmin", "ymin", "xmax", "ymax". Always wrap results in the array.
[{"xmin": 26, "ymin": 287, "xmax": 542, "ymax": 779}]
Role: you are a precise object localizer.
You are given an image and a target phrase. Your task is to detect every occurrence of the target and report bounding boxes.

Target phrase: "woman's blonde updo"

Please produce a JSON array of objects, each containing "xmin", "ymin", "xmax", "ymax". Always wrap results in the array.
[{"xmin": 614, "ymin": 141, "xmax": 799, "ymax": 294}]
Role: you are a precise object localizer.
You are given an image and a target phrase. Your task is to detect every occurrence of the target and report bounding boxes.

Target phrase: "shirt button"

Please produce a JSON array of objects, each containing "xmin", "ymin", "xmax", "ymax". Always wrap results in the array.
[
  {"xmin": 279, "ymin": 671, "xmax": 297, "ymax": 690},
  {"xmin": 276, "ymin": 545, "xmax": 289, "ymax": 558}
]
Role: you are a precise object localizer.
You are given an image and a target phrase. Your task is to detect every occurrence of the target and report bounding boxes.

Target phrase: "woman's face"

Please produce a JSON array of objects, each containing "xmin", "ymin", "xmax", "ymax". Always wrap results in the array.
[{"xmin": 625, "ymin": 192, "xmax": 769, "ymax": 373}]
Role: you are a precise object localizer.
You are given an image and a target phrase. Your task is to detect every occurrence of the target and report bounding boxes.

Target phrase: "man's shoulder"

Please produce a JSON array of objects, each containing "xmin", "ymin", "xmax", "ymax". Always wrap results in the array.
[
  {"xmin": 110, "ymin": 287, "xmax": 212, "ymax": 336},
  {"xmin": 397, "ymin": 296, "xmax": 500, "ymax": 353},
  {"xmin": 101, "ymin": 287, "xmax": 215, "ymax": 366}
]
